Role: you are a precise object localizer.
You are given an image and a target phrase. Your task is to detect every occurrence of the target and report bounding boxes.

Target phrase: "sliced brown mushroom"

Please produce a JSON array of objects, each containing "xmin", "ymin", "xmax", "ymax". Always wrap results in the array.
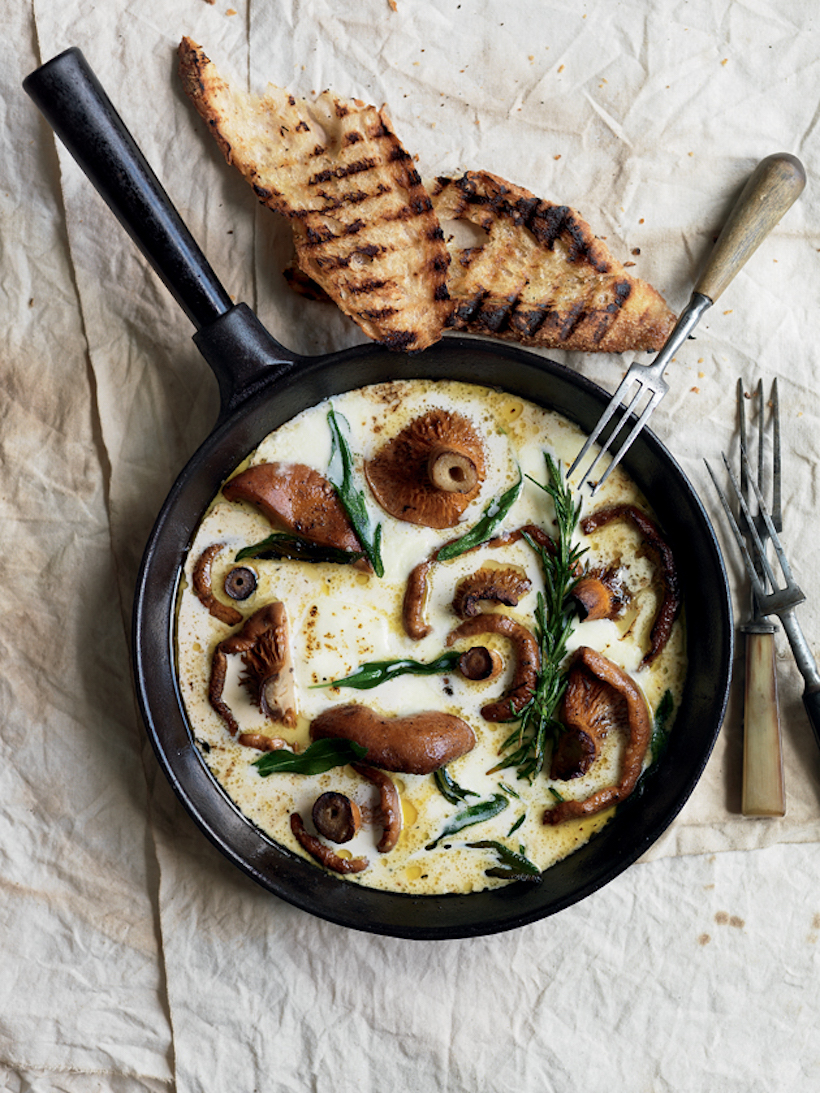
[
  {"xmin": 545, "ymin": 645, "xmax": 651, "ymax": 824},
  {"xmin": 310, "ymin": 704, "xmax": 475, "ymax": 774},
  {"xmin": 452, "ymin": 566, "xmax": 531, "ymax": 618},
  {"xmin": 403, "ymin": 557, "xmax": 434, "ymax": 640},
  {"xmin": 446, "ymin": 614, "xmax": 540, "ymax": 721},
  {"xmin": 312, "ymin": 792, "xmax": 362, "ymax": 843},
  {"xmin": 581, "ymin": 503, "xmax": 680, "ymax": 667},
  {"xmin": 364, "ymin": 409, "xmax": 485, "ymax": 527},
  {"xmin": 237, "ymin": 732, "xmax": 289, "ymax": 752},
  {"xmin": 290, "ymin": 812, "xmax": 369, "ymax": 874},
  {"xmin": 192, "ymin": 543, "xmax": 243, "ymax": 626},
  {"xmin": 457, "ymin": 646, "xmax": 504, "ymax": 683},
  {"xmin": 208, "ymin": 602, "xmax": 297, "ymax": 735},
  {"xmin": 353, "ymin": 762, "xmax": 403, "ymax": 852},
  {"xmin": 223, "ymin": 462, "xmax": 368, "ymax": 566}
]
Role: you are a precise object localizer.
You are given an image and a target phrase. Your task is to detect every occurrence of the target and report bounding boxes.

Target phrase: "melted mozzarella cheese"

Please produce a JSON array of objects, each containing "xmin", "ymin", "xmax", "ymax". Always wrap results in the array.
[{"xmin": 175, "ymin": 380, "xmax": 686, "ymax": 895}]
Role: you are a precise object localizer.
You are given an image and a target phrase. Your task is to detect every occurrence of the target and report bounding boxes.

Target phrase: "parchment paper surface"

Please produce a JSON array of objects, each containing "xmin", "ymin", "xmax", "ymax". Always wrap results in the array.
[{"xmin": 3, "ymin": 0, "xmax": 820, "ymax": 1088}]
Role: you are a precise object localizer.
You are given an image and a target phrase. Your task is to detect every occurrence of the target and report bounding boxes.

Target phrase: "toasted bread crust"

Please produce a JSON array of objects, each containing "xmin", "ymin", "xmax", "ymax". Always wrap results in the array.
[
  {"xmin": 178, "ymin": 37, "xmax": 450, "ymax": 351},
  {"xmin": 430, "ymin": 171, "xmax": 675, "ymax": 352}
]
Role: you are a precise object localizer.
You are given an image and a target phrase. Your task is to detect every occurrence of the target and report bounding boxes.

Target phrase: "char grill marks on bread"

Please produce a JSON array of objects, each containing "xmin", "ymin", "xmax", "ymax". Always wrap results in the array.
[
  {"xmin": 430, "ymin": 171, "xmax": 674, "ymax": 353},
  {"xmin": 178, "ymin": 37, "xmax": 451, "ymax": 352}
]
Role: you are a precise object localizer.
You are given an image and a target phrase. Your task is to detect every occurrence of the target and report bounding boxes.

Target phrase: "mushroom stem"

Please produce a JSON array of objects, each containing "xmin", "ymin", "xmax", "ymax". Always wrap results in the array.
[{"xmin": 428, "ymin": 445, "xmax": 479, "ymax": 494}]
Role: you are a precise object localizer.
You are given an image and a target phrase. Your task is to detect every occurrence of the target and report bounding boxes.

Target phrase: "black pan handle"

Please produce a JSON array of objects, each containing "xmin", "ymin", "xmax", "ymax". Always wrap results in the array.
[{"xmin": 23, "ymin": 46, "xmax": 298, "ymax": 416}]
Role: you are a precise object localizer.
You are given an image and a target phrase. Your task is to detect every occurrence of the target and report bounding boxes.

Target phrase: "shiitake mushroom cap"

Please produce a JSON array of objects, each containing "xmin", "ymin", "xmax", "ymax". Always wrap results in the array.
[
  {"xmin": 312, "ymin": 791, "xmax": 362, "ymax": 843},
  {"xmin": 223, "ymin": 565, "xmax": 258, "ymax": 601}
]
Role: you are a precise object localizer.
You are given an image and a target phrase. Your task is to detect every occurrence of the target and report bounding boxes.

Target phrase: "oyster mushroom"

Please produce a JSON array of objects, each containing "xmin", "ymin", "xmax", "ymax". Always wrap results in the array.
[
  {"xmin": 309, "ymin": 704, "xmax": 475, "ymax": 774},
  {"xmin": 571, "ymin": 573, "xmax": 621, "ymax": 622},
  {"xmin": 223, "ymin": 461, "xmax": 368, "ymax": 566},
  {"xmin": 446, "ymin": 614, "xmax": 540, "ymax": 721},
  {"xmin": 403, "ymin": 523, "xmax": 557, "ymax": 640},
  {"xmin": 581, "ymin": 503, "xmax": 680, "ymax": 667},
  {"xmin": 364, "ymin": 408, "xmax": 486, "ymax": 527},
  {"xmin": 209, "ymin": 602, "xmax": 297, "ymax": 735},
  {"xmin": 546, "ymin": 645, "xmax": 651, "ymax": 824},
  {"xmin": 290, "ymin": 813, "xmax": 369, "ymax": 875},
  {"xmin": 452, "ymin": 566, "xmax": 532, "ymax": 618},
  {"xmin": 192, "ymin": 543, "xmax": 243, "ymax": 626}
]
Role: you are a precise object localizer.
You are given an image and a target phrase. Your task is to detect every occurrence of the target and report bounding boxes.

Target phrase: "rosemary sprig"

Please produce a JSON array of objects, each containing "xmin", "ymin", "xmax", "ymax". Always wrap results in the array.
[
  {"xmin": 435, "ymin": 470, "xmax": 523, "ymax": 562},
  {"xmin": 466, "ymin": 839, "xmax": 541, "ymax": 881},
  {"xmin": 491, "ymin": 453, "xmax": 585, "ymax": 781},
  {"xmin": 327, "ymin": 406, "xmax": 384, "ymax": 577},
  {"xmin": 314, "ymin": 651, "xmax": 462, "ymax": 691}
]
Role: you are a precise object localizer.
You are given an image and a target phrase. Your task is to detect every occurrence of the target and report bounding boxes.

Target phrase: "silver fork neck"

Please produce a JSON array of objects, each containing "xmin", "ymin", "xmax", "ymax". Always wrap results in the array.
[
  {"xmin": 779, "ymin": 608, "xmax": 820, "ymax": 689},
  {"xmin": 651, "ymin": 292, "xmax": 713, "ymax": 375}
]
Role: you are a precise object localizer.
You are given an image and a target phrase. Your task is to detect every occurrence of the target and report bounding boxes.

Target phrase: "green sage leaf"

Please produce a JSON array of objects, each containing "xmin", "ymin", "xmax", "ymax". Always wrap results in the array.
[
  {"xmin": 235, "ymin": 532, "xmax": 365, "ymax": 566},
  {"xmin": 327, "ymin": 406, "xmax": 384, "ymax": 577},
  {"xmin": 316, "ymin": 651, "xmax": 461, "ymax": 691},
  {"xmin": 252, "ymin": 738, "xmax": 367, "ymax": 777},
  {"xmin": 434, "ymin": 765, "xmax": 480, "ymax": 805},
  {"xmin": 435, "ymin": 470, "xmax": 523, "ymax": 562},
  {"xmin": 425, "ymin": 793, "xmax": 509, "ymax": 849}
]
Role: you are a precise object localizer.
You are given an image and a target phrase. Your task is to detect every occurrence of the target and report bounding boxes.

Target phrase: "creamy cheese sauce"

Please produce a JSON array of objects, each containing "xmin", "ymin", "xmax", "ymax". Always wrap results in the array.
[{"xmin": 175, "ymin": 380, "xmax": 686, "ymax": 894}]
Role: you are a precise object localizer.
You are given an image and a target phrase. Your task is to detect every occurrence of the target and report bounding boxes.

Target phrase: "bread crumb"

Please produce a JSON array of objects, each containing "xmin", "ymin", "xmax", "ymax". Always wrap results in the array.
[
  {"xmin": 558, "ymin": 64, "xmax": 565, "ymax": 73},
  {"xmin": 624, "ymin": 261, "xmax": 636, "ymax": 267},
  {"xmin": 721, "ymin": 58, "xmax": 728, "ymax": 66},
  {"xmin": 226, "ymin": 6, "xmax": 237, "ymax": 13},
  {"xmin": 554, "ymin": 154, "xmax": 561, "ymax": 160},
  {"xmin": 723, "ymin": 309, "xmax": 733, "ymax": 315},
  {"xmin": 631, "ymin": 247, "xmax": 641, "ymax": 255},
  {"xmin": 691, "ymin": 386, "xmax": 700, "ymax": 393},
  {"xmin": 388, "ymin": 0, "xmax": 398, "ymax": 9}
]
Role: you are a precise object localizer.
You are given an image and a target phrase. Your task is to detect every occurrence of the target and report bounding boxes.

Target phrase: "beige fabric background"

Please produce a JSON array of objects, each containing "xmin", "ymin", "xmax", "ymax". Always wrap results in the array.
[{"xmin": 3, "ymin": 0, "xmax": 820, "ymax": 1089}]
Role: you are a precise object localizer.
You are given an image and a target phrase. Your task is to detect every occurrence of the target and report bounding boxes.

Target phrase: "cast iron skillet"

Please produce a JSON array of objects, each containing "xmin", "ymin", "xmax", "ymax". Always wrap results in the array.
[{"xmin": 24, "ymin": 48, "xmax": 732, "ymax": 940}]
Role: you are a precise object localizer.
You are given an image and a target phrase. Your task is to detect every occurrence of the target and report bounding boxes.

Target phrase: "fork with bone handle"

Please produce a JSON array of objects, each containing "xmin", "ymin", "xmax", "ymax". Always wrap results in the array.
[
  {"xmin": 735, "ymin": 379, "xmax": 785, "ymax": 816},
  {"xmin": 706, "ymin": 430, "xmax": 820, "ymax": 767}
]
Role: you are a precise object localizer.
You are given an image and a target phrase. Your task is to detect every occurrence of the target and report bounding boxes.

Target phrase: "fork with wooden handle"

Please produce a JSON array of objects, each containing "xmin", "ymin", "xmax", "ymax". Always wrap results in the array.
[
  {"xmin": 569, "ymin": 153, "xmax": 806, "ymax": 491},
  {"xmin": 737, "ymin": 379, "xmax": 784, "ymax": 817}
]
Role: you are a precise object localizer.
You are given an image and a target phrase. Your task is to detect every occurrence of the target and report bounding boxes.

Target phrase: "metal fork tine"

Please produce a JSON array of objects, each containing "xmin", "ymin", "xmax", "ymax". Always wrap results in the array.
[
  {"xmin": 722, "ymin": 450, "xmax": 781, "ymax": 593},
  {"xmin": 740, "ymin": 437, "xmax": 800, "ymax": 590},
  {"xmin": 756, "ymin": 378, "xmax": 765, "ymax": 505},
  {"xmin": 566, "ymin": 372, "xmax": 637, "ymax": 483},
  {"xmin": 594, "ymin": 387, "xmax": 663, "ymax": 488},
  {"xmin": 704, "ymin": 459, "xmax": 761, "ymax": 590},
  {"xmin": 738, "ymin": 378, "xmax": 750, "ymax": 512},
  {"xmin": 771, "ymin": 378, "xmax": 782, "ymax": 531}
]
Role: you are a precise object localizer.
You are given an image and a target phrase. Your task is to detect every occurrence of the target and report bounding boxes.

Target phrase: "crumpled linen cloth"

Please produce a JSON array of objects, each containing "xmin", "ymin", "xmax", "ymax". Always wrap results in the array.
[{"xmin": 3, "ymin": 0, "xmax": 820, "ymax": 1089}]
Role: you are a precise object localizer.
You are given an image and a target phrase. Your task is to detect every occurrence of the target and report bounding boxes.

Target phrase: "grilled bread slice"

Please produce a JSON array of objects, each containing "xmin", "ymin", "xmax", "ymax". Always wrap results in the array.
[
  {"xmin": 177, "ymin": 37, "xmax": 450, "ymax": 351},
  {"xmin": 430, "ymin": 171, "xmax": 675, "ymax": 352}
]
